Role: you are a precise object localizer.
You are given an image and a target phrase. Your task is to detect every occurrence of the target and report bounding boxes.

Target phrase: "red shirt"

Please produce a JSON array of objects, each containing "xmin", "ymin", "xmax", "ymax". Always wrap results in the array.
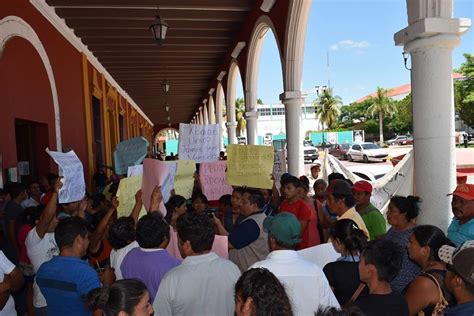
[
  {"xmin": 279, "ymin": 199, "xmax": 320, "ymax": 249},
  {"xmin": 17, "ymin": 224, "xmax": 32, "ymax": 264}
]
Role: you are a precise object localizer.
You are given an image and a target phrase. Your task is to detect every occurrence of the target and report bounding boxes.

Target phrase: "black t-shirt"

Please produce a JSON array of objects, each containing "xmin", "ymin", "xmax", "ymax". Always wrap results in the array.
[
  {"xmin": 323, "ymin": 260, "xmax": 368, "ymax": 305},
  {"xmin": 354, "ymin": 292, "xmax": 409, "ymax": 316},
  {"xmin": 93, "ymin": 172, "xmax": 107, "ymax": 187}
]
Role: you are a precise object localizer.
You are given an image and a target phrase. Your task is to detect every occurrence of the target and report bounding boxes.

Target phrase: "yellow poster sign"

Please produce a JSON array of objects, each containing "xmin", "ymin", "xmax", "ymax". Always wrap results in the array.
[
  {"xmin": 226, "ymin": 145, "xmax": 274, "ymax": 189},
  {"xmin": 116, "ymin": 175, "xmax": 147, "ymax": 218},
  {"xmin": 174, "ymin": 160, "xmax": 196, "ymax": 199}
]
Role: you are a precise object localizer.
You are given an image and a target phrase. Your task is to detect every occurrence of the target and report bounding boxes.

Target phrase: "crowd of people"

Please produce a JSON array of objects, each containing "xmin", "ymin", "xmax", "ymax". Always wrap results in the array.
[{"xmin": 0, "ymin": 157, "xmax": 473, "ymax": 316}]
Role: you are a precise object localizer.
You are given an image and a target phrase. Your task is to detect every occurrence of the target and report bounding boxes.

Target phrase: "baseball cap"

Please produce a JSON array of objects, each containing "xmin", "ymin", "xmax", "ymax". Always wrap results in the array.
[
  {"xmin": 438, "ymin": 240, "xmax": 474, "ymax": 286},
  {"xmin": 326, "ymin": 179, "xmax": 352, "ymax": 196},
  {"xmin": 311, "ymin": 160, "xmax": 322, "ymax": 168},
  {"xmin": 263, "ymin": 212, "xmax": 301, "ymax": 247},
  {"xmin": 352, "ymin": 180, "xmax": 373, "ymax": 193},
  {"xmin": 447, "ymin": 184, "xmax": 474, "ymax": 201}
]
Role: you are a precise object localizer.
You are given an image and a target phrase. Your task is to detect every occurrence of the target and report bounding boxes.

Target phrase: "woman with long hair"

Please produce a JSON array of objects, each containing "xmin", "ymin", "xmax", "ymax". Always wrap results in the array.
[
  {"xmin": 164, "ymin": 194, "xmax": 187, "ymax": 228},
  {"xmin": 405, "ymin": 225, "xmax": 454, "ymax": 315},
  {"xmin": 235, "ymin": 268, "xmax": 293, "ymax": 316},
  {"xmin": 385, "ymin": 195, "xmax": 422, "ymax": 293}
]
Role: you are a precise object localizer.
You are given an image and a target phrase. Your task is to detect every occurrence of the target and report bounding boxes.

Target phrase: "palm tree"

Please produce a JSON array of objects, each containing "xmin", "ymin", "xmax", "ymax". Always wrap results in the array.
[
  {"xmin": 366, "ymin": 87, "xmax": 397, "ymax": 144},
  {"xmin": 235, "ymin": 97, "xmax": 246, "ymax": 137},
  {"xmin": 313, "ymin": 88, "xmax": 342, "ymax": 141}
]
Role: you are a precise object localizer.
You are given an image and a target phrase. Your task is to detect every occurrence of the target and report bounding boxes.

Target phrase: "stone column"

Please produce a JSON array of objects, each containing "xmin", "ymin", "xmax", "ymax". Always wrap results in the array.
[
  {"xmin": 280, "ymin": 91, "xmax": 304, "ymax": 177},
  {"xmin": 215, "ymin": 87, "xmax": 226, "ymax": 151},
  {"xmin": 245, "ymin": 90, "xmax": 259, "ymax": 145},
  {"xmin": 208, "ymin": 97, "xmax": 216, "ymax": 124},
  {"xmin": 395, "ymin": 0, "xmax": 471, "ymax": 231},
  {"xmin": 202, "ymin": 101, "xmax": 209, "ymax": 125}
]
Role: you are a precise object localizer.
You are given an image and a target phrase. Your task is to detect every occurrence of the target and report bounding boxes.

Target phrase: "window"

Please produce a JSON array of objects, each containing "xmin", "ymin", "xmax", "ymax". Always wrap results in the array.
[
  {"xmin": 304, "ymin": 106, "xmax": 315, "ymax": 114},
  {"xmin": 258, "ymin": 108, "xmax": 271, "ymax": 116},
  {"xmin": 272, "ymin": 107, "xmax": 285, "ymax": 116}
]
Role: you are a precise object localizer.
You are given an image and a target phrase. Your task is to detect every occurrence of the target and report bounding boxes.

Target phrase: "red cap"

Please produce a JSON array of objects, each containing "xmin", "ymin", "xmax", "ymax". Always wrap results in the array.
[
  {"xmin": 352, "ymin": 180, "xmax": 373, "ymax": 193},
  {"xmin": 448, "ymin": 184, "xmax": 474, "ymax": 201}
]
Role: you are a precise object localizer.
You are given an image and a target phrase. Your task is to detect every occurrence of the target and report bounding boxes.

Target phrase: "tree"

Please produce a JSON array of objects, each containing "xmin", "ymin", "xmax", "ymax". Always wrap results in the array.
[
  {"xmin": 313, "ymin": 88, "xmax": 342, "ymax": 135},
  {"xmin": 455, "ymin": 53, "xmax": 474, "ymax": 129},
  {"xmin": 235, "ymin": 97, "xmax": 246, "ymax": 137},
  {"xmin": 388, "ymin": 93, "xmax": 412, "ymax": 134},
  {"xmin": 257, "ymin": 98, "xmax": 264, "ymax": 105},
  {"xmin": 366, "ymin": 87, "xmax": 397, "ymax": 143}
]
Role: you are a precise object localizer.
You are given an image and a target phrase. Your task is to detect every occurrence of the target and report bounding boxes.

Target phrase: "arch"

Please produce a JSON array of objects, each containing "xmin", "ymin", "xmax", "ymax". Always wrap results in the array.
[
  {"xmin": 0, "ymin": 16, "xmax": 62, "ymax": 151},
  {"xmin": 216, "ymin": 82, "xmax": 226, "ymax": 150},
  {"xmin": 246, "ymin": 16, "xmax": 284, "ymax": 99},
  {"xmin": 284, "ymin": 0, "xmax": 312, "ymax": 92},
  {"xmin": 226, "ymin": 60, "xmax": 242, "ymax": 144},
  {"xmin": 245, "ymin": 16, "xmax": 284, "ymax": 145}
]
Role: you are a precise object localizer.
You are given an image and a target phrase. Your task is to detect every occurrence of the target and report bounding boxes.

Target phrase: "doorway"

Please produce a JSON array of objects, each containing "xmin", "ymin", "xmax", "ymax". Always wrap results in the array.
[{"xmin": 15, "ymin": 119, "xmax": 49, "ymax": 183}]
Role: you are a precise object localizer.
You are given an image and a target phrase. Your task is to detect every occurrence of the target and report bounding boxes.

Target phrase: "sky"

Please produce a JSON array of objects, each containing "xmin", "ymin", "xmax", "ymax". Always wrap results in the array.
[{"xmin": 238, "ymin": 0, "xmax": 474, "ymax": 105}]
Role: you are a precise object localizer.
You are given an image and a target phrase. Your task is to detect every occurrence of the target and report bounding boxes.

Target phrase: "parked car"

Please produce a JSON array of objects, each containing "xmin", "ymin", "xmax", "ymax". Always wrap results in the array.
[
  {"xmin": 347, "ymin": 142, "xmax": 388, "ymax": 163},
  {"xmin": 237, "ymin": 136, "xmax": 246, "ymax": 144},
  {"xmin": 387, "ymin": 135, "xmax": 408, "ymax": 146},
  {"xmin": 303, "ymin": 140, "xmax": 319, "ymax": 162},
  {"xmin": 401, "ymin": 136, "xmax": 413, "ymax": 145},
  {"xmin": 329, "ymin": 143, "xmax": 351, "ymax": 160}
]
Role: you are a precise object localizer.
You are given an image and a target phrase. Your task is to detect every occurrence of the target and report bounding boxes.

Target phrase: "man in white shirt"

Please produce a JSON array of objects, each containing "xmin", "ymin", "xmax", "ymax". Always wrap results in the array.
[
  {"xmin": 250, "ymin": 212, "xmax": 340, "ymax": 315},
  {"xmin": 0, "ymin": 251, "xmax": 24, "ymax": 316},
  {"xmin": 153, "ymin": 212, "xmax": 241, "ymax": 316},
  {"xmin": 25, "ymin": 179, "xmax": 60, "ymax": 315},
  {"xmin": 21, "ymin": 181, "xmax": 43, "ymax": 209}
]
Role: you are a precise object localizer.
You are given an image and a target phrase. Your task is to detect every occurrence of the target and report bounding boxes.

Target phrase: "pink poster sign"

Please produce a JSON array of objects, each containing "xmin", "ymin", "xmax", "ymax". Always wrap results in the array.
[{"xmin": 199, "ymin": 161, "xmax": 234, "ymax": 201}]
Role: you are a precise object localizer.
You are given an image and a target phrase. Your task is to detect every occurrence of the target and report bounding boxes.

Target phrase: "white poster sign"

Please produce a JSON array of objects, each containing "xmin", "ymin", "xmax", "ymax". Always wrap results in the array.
[
  {"xmin": 127, "ymin": 165, "xmax": 143, "ymax": 177},
  {"xmin": 46, "ymin": 148, "xmax": 85, "ymax": 203},
  {"xmin": 178, "ymin": 123, "xmax": 220, "ymax": 163}
]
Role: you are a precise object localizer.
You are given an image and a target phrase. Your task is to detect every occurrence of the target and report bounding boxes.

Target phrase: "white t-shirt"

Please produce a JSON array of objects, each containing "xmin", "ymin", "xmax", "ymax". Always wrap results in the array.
[
  {"xmin": 0, "ymin": 251, "xmax": 16, "ymax": 316},
  {"xmin": 25, "ymin": 228, "xmax": 59, "ymax": 308},
  {"xmin": 251, "ymin": 250, "xmax": 340, "ymax": 315},
  {"xmin": 110, "ymin": 241, "xmax": 138, "ymax": 280},
  {"xmin": 21, "ymin": 197, "xmax": 41, "ymax": 209}
]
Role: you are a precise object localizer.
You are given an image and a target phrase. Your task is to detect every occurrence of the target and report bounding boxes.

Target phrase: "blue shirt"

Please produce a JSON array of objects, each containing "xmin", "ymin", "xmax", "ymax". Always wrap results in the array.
[
  {"xmin": 444, "ymin": 301, "xmax": 474, "ymax": 316},
  {"xmin": 447, "ymin": 218, "xmax": 474, "ymax": 247},
  {"xmin": 37, "ymin": 256, "xmax": 100, "ymax": 316},
  {"xmin": 228, "ymin": 217, "xmax": 260, "ymax": 249}
]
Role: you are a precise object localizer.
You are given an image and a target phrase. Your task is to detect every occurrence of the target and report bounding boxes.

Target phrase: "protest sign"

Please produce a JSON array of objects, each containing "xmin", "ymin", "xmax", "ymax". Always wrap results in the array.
[
  {"xmin": 166, "ymin": 228, "xmax": 228, "ymax": 260},
  {"xmin": 142, "ymin": 158, "xmax": 169, "ymax": 215},
  {"xmin": 297, "ymin": 243, "xmax": 340, "ymax": 269},
  {"xmin": 114, "ymin": 137, "xmax": 149, "ymax": 175},
  {"xmin": 226, "ymin": 144, "xmax": 274, "ymax": 189},
  {"xmin": 127, "ymin": 165, "xmax": 143, "ymax": 177},
  {"xmin": 46, "ymin": 148, "xmax": 85, "ymax": 203},
  {"xmin": 272, "ymin": 150, "xmax": 286, "ymax": 192},
  {"xmin": 199, "ymin": 161, "xmax": 233, "ymax": 201},
  {"xmin": 178, "ymin": 123, "xmax": 219, "ymax": 163},
  {"xmin": 116, "ymin": 175, "xmax": 147, "ymax": 219},
  {"xmin": 174, "ymin": 160, "xmax": 195, "ymax": 199},
  {"xmin": 161, "ymin": 162, "xmax": 177, "ymax": 202}
]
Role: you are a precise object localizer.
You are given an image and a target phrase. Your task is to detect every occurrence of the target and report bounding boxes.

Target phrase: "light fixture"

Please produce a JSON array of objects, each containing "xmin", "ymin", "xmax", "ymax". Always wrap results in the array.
[
  {"xmin": 150, "ymin": 14, "xmax": 169, "ymax": 45},
  {"xmin": 167, "ymin": 116, "xmax": 171, "ymax": 121},
  {"xmin": 231, "ymin": 42, "xmax": 246, "ymax": 58},
  {"xmin": 217, "ymin": 71, "xmax": 227, "ymax": 81},
  {"xmin": 402, "ymin": 52, "xmax": 411, "ymax": 71},
  {"xmin": 164, "ymin": 102, "xmax": 170, "ymax": 112},
  {"xmin": 161, "ymin": 79, "xmax": 170, "ymax": 94},
  {"xmin": 260, "ymin": 0, "xmax": 277, "ymax": 12},
  {"xmin": 168, "ymin": 122, "xmax": 171, "ymax": 127}
]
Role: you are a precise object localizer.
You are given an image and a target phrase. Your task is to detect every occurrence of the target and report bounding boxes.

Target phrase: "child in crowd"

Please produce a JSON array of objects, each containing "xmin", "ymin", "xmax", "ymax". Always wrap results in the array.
[{"xmin": 279, "ymin": 176, "xmax": 312, "ymax": 249}]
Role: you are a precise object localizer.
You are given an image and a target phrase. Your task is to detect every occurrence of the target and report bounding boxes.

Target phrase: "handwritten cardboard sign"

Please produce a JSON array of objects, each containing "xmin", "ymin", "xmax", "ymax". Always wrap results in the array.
[
  {"xmin": 174, "ymin": 160, "xmax": 195, "ymax": 199},
  {"xmin": 200, "ymin": 161, "xmax": 233, "ymax": 201},
  {"xmin": 178, "ymin": 123, "xmax": 219, "ymax": 163},
  {"xmin": 46, "ymin": 148, "xmax": 86, "ymax": 203},
  {"xmin": 114, "ymin": 137, "xmax": 149, "ymax": 175},
  {"xmin": 116, "ymin": 175, "xmax": 147, "ymax": 219},
  {"xmin": 226, "ymin": 145, "xmax": 274, "ymax": 189}
]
